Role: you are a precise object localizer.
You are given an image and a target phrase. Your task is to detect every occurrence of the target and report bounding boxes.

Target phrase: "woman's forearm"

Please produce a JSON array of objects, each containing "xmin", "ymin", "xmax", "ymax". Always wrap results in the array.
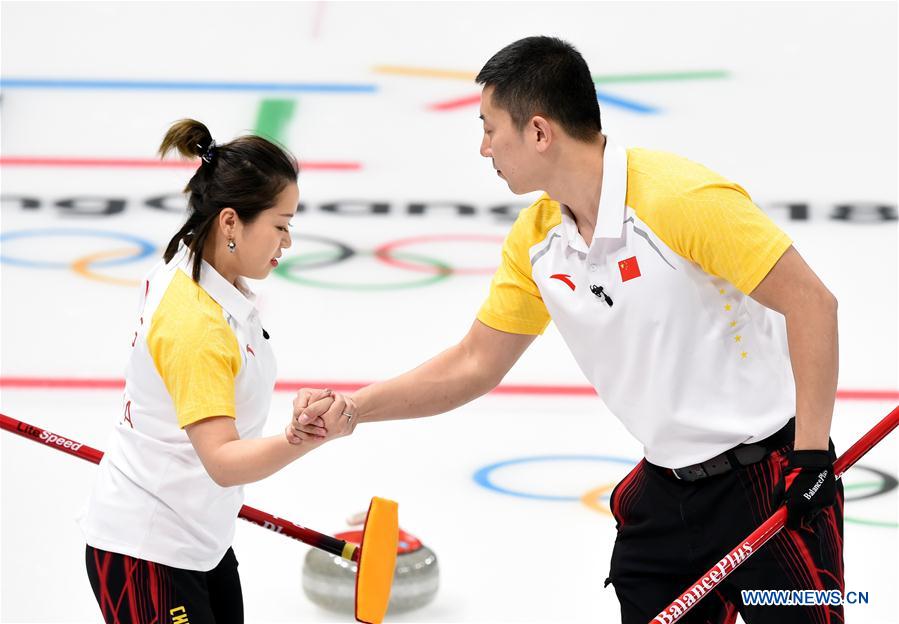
[{"xmin": 204, "ymin": 433, "xmax": 323, "ymax": 487}]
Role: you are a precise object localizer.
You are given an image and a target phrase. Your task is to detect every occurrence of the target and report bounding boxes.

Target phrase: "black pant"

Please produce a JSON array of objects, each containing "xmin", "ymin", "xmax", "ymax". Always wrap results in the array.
[
  {"xmin": 85, "ymin": 545, "xmax": 243, "ymax": 624},
  {"xmin": 606, "ymin": 438, "xmax": 844, "ymax": 623}
]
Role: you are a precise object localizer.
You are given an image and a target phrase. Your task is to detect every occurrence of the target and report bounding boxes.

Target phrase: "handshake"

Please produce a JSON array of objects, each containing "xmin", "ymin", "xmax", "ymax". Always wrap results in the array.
[{"xmin": 284, "ymin": 388, "xmax": 358, "ymax": 446}]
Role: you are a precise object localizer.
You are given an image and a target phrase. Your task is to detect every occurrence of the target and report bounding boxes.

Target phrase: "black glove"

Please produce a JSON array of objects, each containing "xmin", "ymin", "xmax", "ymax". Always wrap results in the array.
[{"xmin": 784, "ymin": 449, "xmax": 836, "ymax": 530}]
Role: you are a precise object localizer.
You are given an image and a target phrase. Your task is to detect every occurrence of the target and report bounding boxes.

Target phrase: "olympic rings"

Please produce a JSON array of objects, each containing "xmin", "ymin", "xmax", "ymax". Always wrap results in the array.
[
  {"xmin": 472, "ymin": 455, "xmax": 899, "ymax": 528},
  {"xmin": 72, "ymin": 247, "xmax": 145, "ymax": 287},
  {"xmin": 286, "ymin": 233, "xmax": 356, "ymax": 270},
  {"xmin": 275, "ymin": 250, "xmax": 452, "ymax": 291},
  {"xmin": 842, "ymin": 465, "xmax": 898, "ymax": 502},
  {"xmin": 1, "ymin": 228, "xmax": 502, "ymax": 291},
  {"xmin": 580, "ymin": 482, "xmax": 617, "ymax": 518},
  {"xmin": 374, "ymin": 234, "xmax": 504, "ymax": 275},
  {"xmin": 842, "ymin": 465, "xmax": 899, "ymax": 528},
  {"xmin": 0, "ymin": 229, "xmax": 156, "ymax": 269},
  {"xmin": 472, "ymin": 455, "xmax": 637, "ymax": 502}
]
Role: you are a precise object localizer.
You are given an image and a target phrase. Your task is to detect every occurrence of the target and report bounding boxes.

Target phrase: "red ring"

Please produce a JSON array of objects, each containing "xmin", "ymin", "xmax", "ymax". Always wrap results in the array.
[
  {"xmin": 335, "ymin": 528, "xmax": 423, "ymax": 555},
  {"xmin": 373, "ymin": 234, "xmax": 504, "ymax": 275}
]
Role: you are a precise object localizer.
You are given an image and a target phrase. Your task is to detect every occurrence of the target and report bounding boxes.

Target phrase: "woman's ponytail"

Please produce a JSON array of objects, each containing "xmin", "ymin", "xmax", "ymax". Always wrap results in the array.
[
  {"xmin": 159, "ymin": 119, "xmax": 218, "ymax": 274},
  {"xmin": 158, "ymin": 119, "xmax": 213, "ymax": 161}
]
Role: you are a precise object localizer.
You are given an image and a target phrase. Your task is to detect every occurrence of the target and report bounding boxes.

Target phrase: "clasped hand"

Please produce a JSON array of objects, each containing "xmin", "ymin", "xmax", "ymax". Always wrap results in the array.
[{"xmin": 285, "ymin": 388, "xmax": 357, "ymax": 445}]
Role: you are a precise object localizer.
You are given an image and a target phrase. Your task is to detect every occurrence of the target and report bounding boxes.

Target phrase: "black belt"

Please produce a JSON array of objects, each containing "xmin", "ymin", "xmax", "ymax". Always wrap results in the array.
[{"xmin": 668, "ymin": 419, "xmax": 795, "ymax": 482}]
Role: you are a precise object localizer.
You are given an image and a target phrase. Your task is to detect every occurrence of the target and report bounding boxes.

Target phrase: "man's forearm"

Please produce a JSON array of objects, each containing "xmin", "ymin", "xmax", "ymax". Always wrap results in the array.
[
  {"xmin": 787, "ymin": 294, "xmax": 839, "ymax": 450},
  {"xmin": 353, "ymin": 342, "xmax": 497, "ymax": 423}
]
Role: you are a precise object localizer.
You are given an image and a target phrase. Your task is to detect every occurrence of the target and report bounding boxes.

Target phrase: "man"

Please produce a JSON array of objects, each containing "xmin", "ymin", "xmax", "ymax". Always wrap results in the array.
[{"xmin": 291, "ymin": 37, "xmax": 843, "ymax": 623}]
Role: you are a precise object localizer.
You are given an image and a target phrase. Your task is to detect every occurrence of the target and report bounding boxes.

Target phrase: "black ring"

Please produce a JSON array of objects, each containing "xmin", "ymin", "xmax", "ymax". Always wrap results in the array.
[
  {"xmin": 844, "ymin": 464, "xmax": 898, "ymax": 502},
  {"xmin": 288, "ymin": 233, "xmax": 355, "ymax": 270}
]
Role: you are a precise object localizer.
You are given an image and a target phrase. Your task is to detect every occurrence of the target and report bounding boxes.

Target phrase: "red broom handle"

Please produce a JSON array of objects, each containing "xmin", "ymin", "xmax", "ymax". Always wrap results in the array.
[
  {"xmin": 0, "ymin": 413, "xmax": 360, "ymax": 562},
  {"xmin": 653, "ymin": 404, "xmax": 899, "ymax": 624}
]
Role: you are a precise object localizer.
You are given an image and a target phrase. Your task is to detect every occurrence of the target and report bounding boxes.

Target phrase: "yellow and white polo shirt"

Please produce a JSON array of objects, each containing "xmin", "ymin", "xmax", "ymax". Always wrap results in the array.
[
  {"xmin": 478, "ymin": 138, "xmax": 796, "ymax": 468},
  {"xmin": 79, "ymin": 244, "xmax": 276, "ymax": 571}
]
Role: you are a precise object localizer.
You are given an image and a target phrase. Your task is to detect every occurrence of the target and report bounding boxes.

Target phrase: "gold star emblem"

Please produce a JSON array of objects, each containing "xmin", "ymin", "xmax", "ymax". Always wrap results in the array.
[
  {"xmin": 734, "ymin": 335, "xmax": 742, "ymax": 342},
  {"xmin": 729, "ymin": 321, "xmax": 737, "ymax": 328},
  {"xmin": 724, "ymin": 304, "xmax": 732, "ymax": 311},
  {"xmin": 741, "ymin": 351, "xmax": 748, "ymax": 359}
]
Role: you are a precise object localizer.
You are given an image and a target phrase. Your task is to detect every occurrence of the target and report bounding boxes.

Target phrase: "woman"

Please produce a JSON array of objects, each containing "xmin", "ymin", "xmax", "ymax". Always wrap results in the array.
[{"xmin": 78, "ymin": 119, "xmax": 356, "ymax": 623}]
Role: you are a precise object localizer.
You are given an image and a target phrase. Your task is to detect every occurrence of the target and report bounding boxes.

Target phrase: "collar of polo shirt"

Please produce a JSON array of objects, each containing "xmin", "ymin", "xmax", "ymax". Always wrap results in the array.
[
  {"xmin": 558, "ymin": 138, "xmax": 629, "ymax": 251},
  {"xmin": 174, "ymin": 243, "xmax": 257, "ymax": 324}
]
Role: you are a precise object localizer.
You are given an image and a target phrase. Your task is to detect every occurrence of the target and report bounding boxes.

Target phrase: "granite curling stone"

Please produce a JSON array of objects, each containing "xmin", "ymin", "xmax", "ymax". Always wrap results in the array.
[{"xmin": 302, "ymin": 528, "xmax": 439, "ymax": 614}]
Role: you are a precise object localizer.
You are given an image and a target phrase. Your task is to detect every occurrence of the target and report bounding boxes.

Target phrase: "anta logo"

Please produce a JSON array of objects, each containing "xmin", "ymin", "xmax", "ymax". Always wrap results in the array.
[
  {"xmin": 246, "ymin": 344, "xmax": 255, "ymax": 357},
  {"xmin": 550, "ymin": 273, "xmax": 576, "ymax": 290}
]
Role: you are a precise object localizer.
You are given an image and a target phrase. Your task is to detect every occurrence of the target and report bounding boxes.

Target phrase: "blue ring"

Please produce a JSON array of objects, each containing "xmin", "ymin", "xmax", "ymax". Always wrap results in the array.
[
  {"xmin": 0, "ymin": 229, "xmax": 156, "ymax": 269},
  {"xmin": 472, "ymin": 454, "xmax": 638, "ymax": 501}
]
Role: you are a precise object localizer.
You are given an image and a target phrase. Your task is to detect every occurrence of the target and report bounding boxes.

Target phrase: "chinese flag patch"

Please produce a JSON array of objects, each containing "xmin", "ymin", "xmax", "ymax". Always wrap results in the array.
[{"xmin": 618, "ymin": 256, "xmax": 641, "ymax": 282}]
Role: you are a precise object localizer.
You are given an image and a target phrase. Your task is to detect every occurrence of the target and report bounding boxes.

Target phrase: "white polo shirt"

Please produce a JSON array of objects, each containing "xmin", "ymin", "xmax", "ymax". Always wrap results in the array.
[
  {"xmin": 79, "ymin": 245, "xmax": 276, "ymax": 571},
  {"xmin": 478, "ymin": 138, "xmax": 795, "ymax": 468}
]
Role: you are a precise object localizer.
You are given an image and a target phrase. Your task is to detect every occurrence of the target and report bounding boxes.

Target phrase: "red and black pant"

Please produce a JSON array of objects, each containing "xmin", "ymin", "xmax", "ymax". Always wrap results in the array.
[
  {"xmin": 606, "ymin": 433, "xmax": 844, "ymax": 624},
  {"xmin": 85, "ymin": 545, "xmax": 243, "ymax": 624}
]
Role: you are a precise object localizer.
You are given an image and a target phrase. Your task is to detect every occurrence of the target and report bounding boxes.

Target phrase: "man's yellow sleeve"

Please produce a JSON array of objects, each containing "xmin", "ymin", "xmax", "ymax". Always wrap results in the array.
[{"xmin": 477, "ymin": 198, "xmax": 559, "ymax": 334}]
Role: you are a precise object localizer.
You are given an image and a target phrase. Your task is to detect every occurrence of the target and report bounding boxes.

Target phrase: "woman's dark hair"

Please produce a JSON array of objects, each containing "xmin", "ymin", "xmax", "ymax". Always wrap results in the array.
[
  {"xmin": 476, "ymin": 36, "xmax": 602, "ymax": 142},
  {"xmin": 158, "ymin": 119, "xmax": 298, "ymax": 281}
]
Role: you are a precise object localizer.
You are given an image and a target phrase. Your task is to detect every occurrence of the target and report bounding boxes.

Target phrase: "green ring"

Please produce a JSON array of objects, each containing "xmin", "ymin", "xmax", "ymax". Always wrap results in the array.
[
  {"xmin": 844, "ymin": 516, "xmax": 898, "ymax": 529},
  {"xmin": 274, "ymin": 250, "xmax": 452, "ymax": 291},
  {"xmin": 843, "ymin": 482, "xmax": 880, "ymax": 491},
  {"xmin": 843, "ymin": 481, "xmax": 898, "ymax": 528}
]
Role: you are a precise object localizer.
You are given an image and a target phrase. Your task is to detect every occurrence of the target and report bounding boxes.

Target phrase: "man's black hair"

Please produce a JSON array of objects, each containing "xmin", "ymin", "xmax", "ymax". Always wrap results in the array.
[{"xmin": 476, "ymin": 36, "xmax": 602, "ymax": 142}]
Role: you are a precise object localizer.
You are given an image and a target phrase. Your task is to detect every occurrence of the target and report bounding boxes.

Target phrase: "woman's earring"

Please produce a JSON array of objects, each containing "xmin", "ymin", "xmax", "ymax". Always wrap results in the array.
[{"xmin": 227, "ymin": 239, "xmax": 236, "ymax": 253}]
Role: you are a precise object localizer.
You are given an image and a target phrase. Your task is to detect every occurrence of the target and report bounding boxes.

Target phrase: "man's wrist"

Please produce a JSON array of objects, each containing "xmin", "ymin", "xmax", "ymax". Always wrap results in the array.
[
  {"xmin": 792, "ymin": 430, "xmax": 830, "ymax": 452},
  {"xmin": 349, "ymin": 390, "xmax": 367, "ymax": 424},
  {"xmin": 793, "ymin": 410, "xmax": 833, "ymax": 451}
]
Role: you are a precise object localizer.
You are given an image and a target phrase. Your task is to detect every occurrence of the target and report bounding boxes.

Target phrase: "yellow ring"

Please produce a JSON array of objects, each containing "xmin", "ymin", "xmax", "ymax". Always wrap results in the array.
[
  {"xmin": 580, "ymin": 482, "xmax": 617, "ymax": 517},
  {"xmin": 71, "ymin": 247, "xmax": 147, "ymax": 286},
  {"xmin": 372, "ymin": 65, "xmax": 476, "ymax": 81}
]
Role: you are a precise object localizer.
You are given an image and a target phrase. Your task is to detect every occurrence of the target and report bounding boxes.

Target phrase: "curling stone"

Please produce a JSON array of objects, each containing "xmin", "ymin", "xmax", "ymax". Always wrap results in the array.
[{"xmin": 303, "ymin": 528, "xmax": 439, "ymax": 614}]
